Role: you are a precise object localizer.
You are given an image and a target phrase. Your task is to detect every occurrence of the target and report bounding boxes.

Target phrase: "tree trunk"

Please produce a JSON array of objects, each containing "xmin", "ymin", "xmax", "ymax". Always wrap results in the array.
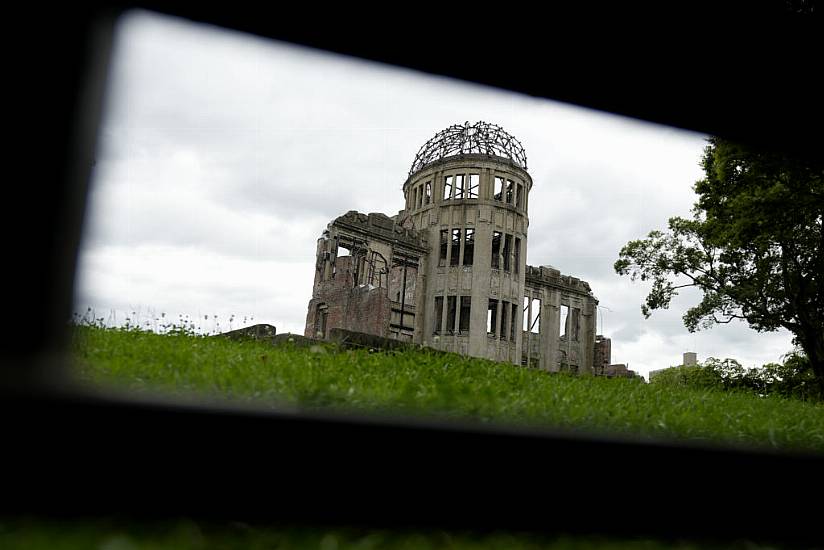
[{"xmin": 797, "ymin": 325, "xmax": 824, "ymax": 400}]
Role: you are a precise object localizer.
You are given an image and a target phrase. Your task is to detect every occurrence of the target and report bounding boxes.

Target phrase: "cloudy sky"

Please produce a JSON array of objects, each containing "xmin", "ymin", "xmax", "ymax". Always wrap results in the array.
[{"xmin": 75, "ymin": 9, "xmax": 795, "ymax": 380}]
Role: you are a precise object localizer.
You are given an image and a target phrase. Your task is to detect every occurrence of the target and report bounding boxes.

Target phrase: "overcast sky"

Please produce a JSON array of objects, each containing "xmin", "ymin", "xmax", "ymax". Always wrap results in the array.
[{"xmin": 75, "ymin": 9, "xmax": 795, "ymax": 379}]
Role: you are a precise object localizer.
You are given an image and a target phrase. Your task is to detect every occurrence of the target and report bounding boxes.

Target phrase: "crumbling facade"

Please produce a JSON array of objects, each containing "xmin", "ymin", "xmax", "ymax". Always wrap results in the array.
[{"xmin": 305, "ymin": 121, "xmax": 608, "ymax": 374}]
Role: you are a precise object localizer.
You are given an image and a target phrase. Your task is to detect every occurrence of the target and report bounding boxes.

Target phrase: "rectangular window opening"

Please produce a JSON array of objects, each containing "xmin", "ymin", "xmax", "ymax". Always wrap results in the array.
[
  {"xmin": 505, "ymin": 179, "xmax": 514, "ymax": 204},
  {"xmin": 491, "ymin": 231, "xmax": 502, "ymax": 269},
  {"xmin": 560, "ymin": 304, "xmax": 569, "ymax": 337},
  {"xmin": 468, "ymin": 174, "xmax": 479, "ymax": 199},
  {"xmin": 459, "ymin": 296, "xmax": 471, "ymax": 333},
  {"xmin": 514, "ymin": 237, "xmax": 521, "ymax": 274},
  {"xmin": 416, "ymin": 186, "xmax": 422, "ymax": 209},
  {"xmin": 443, "ymin": 175, "xmax": 453, "ymax": 200},
  {"xmin": 446, "ymin": 296, "xmax": 457, "ymax": 334},
  {"xmin": 523, "ymin": 296, "xmax": 530, "ymax": 332},
  {"xmin": 494, "ymin": 176, "xmax": 503, "ymax": 201},
  {"xmin": 463, "ymin": 228, "xmax": 475, "ymax": 266},
  {"xmin": 425, "ymin": 181, "xmax": 432, "ymax": 204},
  {"xmin": 454, "ymin": 174, "xmax": 465, "ymax": 199},
  {"xmin": 530, "ymin": 298, "xmax": 541, "ymax": 334},
  {"xmin": 487, "ymin": 299, "xmax": 498, "ymax": 336},
  {"xmin": 500, "ymin": 301, "xmax": 509, "ymax": 341},
  {"xmin": 439, "ymin": 229, "xmax": 448, "ymax": 267},
  {"xmin": 517, "ymin": 183, "xmax": 524, "ymax": 208},
  {"xmin": 434, "ymin": 296, "xmax": 444, "ymax": 334},
  {"xmin": 450, "ymin": 229, "xmax": 461, "ymax": 266}
]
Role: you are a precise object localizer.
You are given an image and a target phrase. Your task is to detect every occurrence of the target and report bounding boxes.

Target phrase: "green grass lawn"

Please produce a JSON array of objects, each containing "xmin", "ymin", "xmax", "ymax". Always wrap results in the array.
[
  {"xmin": 9, "ymin": 325, "xmax": 816, "ymax": 549},
  {"xmin": 70, "ymin": 325, "xmax": 824, "ymax": 453}
]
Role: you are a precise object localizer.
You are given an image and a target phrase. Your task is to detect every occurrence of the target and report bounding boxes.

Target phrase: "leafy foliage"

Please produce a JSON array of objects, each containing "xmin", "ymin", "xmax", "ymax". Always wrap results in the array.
[
  {"xmin": 615, "ymin": 137, "xmax": 824, "ymax": 390},
  {"xmin": 650, "ymin": 352, "xmax": 821, "ymax": 402}
]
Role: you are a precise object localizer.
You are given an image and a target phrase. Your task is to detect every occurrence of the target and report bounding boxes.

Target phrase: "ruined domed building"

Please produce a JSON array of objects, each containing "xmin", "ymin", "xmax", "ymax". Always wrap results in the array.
[{"xmin": 305, "ymin": 122, "xmax": 607, "ymax": 373}]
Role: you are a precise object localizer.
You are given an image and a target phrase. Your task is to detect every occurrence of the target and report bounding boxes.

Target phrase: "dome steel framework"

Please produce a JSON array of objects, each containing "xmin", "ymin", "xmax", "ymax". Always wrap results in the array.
[{"xmin": 408, "ymin": 121, "xmax": 528, "ymax": 177}]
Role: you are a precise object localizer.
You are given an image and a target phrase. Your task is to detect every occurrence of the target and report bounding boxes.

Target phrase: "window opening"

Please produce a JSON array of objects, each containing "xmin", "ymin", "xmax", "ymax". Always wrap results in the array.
[
  {"xmin": 446, "ymin": 296, "xmax": 457, "ymax": 334},
  {"xmin": 487, "ymin": 299, "xmax": 498, "ymax": 336},
  {"xmin": 516, "ymin": 183, "xmax": 524, "ymax": 208},
  {"xmin": 468, "ymin": 174, "xmax": 479, "ymax": 199},
  {"xmin": 493, "ymin": 176, "xmax": 503, "ymax": 201},
  {"xmin": 367, "ymin": 251, "xmax": 388, "ymax": 288},
  {"xmin": 500, "ymin": 301, "xmax": 509, "ymax": 340},
  {"xmin": 451, "ymin": 229, "xmax": 461, "ymax": 266},
  {"xmin": 425, "ymin": 181, "xmax": 432, "ymax": 204},
  {"xmin": 523, "ymin": 296, "xmax": 530, "ymax": 332},
  {"xmin": 459, "ymin": 296, "xmax": 471, "ymax": 333},
  {"xmin": 416, "ymin": 186, "xmax": 422, "ymax": 209},
  {"xmin": 514, "ymin": 237, "xmax": 521, "ymax": 274},
  {"xmin": 434, "ymin": 296, "xmax": 444, "ymax": 334},
  {"xmin": 439, "ymin": 230, "xmax": 448, "ymax": 267},
  {"xmin": 560, "ymin": 304, "xmax": 569, "ymax": 337},
  {"xmin": 443, "ymin": 175, "xmax": 453, "ymax": 200},
  {"xmin": 491, "ymin": 231, "xmax": 502, "ymax": 269},
  {"xmin": 454, "ymin": 174, "xmax": 465, "ymax": 199},
  {"xmin": 463, "ymin": 228, "xmax": 475, "ymax": 266},
  {"xmin": 530, "ymin": 298, "xmax": 541, "ymax": 334},
  {"xmin": 314, "ymin": 304, "xmax": 328, "ymax": 338},
  {"xmin": 505, "ymin": 179, "xmax": 514, "ymax": 204}
]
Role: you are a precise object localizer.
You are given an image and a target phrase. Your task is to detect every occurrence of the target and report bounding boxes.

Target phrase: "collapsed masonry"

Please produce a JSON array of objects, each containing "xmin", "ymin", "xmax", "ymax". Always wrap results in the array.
[{"xmin": 305, "ymin": 121, "xmax": 624, "ymax": 374}]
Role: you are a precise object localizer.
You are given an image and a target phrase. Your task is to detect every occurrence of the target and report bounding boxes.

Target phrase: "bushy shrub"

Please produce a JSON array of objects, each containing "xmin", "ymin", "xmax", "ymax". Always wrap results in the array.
[
  {"xmin": 650, "ymin": 352, "xmax": 821, "ymax": 402},
  {"xmin": 649, "ymin": 362, "xmax": 724, "ymax": 390}
]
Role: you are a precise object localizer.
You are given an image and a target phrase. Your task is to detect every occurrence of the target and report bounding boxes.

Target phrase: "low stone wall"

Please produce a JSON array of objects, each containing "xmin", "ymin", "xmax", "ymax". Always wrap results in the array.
[{"xmin": 218, "ymin": 323, "xmax": 277, "ymax": 342}]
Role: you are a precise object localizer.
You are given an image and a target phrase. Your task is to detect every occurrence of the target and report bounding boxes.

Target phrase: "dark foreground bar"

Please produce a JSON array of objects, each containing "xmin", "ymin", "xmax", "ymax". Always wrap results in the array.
[{"xmin": 2, "ymin": 383, "xmax": 821, "ymax": 543}]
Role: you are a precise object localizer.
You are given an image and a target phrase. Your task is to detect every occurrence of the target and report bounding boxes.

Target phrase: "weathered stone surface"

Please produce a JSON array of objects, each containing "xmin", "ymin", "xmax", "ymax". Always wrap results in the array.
[{"xmin": 218, "ymin": 324, "xmax": 276, "ymax": 342}]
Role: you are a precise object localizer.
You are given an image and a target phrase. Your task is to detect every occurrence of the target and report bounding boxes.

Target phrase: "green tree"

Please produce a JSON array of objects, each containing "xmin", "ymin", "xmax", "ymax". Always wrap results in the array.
[{"xmin": 614, "ymin": 137, "xmax": 824, "ymax": 391}]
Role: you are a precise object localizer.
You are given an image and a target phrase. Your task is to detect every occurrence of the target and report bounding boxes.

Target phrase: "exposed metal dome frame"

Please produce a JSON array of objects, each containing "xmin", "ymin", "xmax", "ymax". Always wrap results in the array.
[{"xmin": 409, "ymin": 121, "xmax": 528, "ymax": 177}]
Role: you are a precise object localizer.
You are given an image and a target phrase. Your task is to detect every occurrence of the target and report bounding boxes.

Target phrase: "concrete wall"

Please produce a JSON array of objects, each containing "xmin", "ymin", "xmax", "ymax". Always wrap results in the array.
[
  {"xmin": 304, "ymin": 212, "xmax": 428, "ymax": 343},
  {"xmin": 523, "ymin": 266, "xmax": 599, "ymax": 374},
  {"xmin": 402, "ymin": 155, "xmax": 531, "ymax": 364}
]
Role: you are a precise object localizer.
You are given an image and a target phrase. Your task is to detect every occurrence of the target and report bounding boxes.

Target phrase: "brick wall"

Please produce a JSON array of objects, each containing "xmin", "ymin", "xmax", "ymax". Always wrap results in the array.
[{"xmin": 305, "ymin": 256, "xmax": 392, "ymax": 339}]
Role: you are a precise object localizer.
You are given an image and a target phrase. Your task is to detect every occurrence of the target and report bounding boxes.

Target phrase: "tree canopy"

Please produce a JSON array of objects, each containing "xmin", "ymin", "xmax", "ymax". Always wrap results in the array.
[{"xmin": 614, "ymin": 137, "xmax": 824, "ymax": 390}]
